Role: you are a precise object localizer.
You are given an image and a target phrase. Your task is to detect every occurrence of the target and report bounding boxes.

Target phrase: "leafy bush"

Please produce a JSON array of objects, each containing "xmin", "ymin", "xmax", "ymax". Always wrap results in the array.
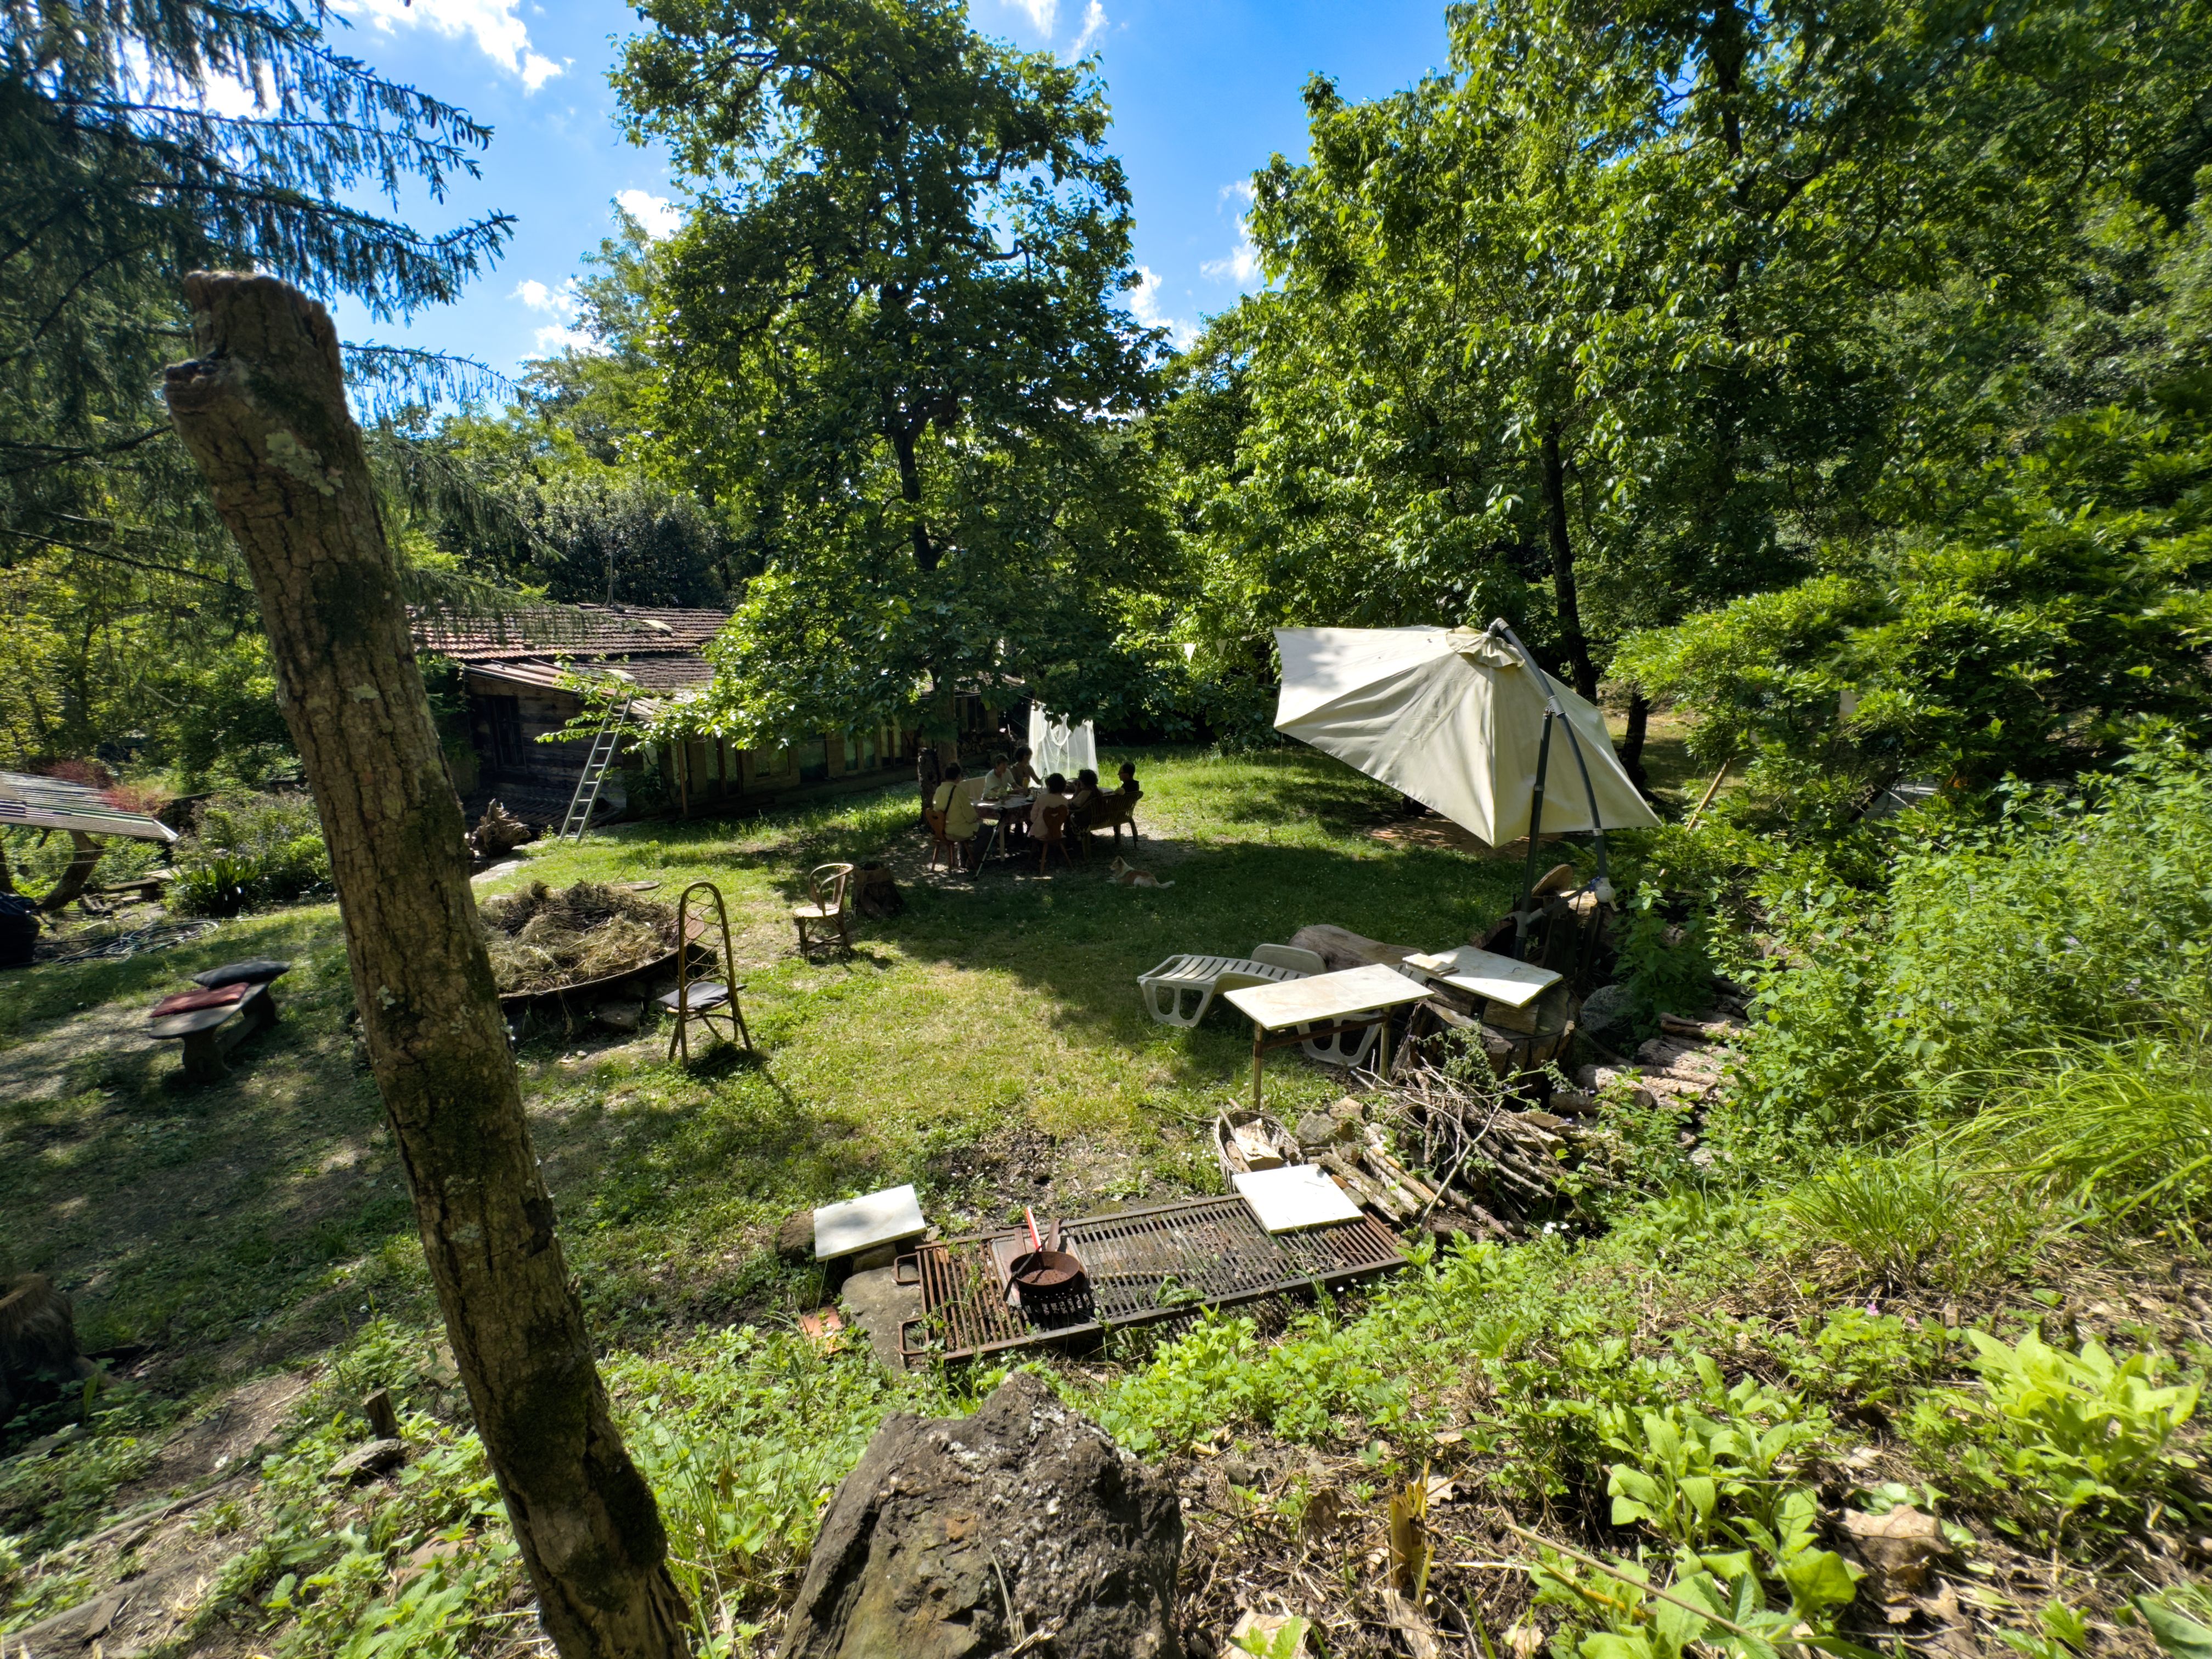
[
  {"xmin": 1616, "ymin": 402, "xmax": 2212, "ymax": 798},
  {"xmin": 1533, "ymin": 1359, "xmax": 1858, "ymax": 1659},
  {"xmin": 603, "ymin": 1325, "xmax": 939, "ymax": 1647},
  {"xmin": 1907, "ymin": 1330, "xmax": 2200, "ymax": 1542},
  {"xmin": 171, "ymin": 793, "xmax": 330, "ymax": 916},
  {"xmin": 1715, "ymin": 740, "xmax": 2212, "ymax": 1159}
]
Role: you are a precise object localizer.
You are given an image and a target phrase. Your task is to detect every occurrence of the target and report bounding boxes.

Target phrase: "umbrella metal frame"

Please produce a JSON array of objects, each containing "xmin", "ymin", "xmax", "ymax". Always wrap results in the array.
[{"xmin": 1482, "ymin": 620, "xmax": 1614, "ymax": 960}]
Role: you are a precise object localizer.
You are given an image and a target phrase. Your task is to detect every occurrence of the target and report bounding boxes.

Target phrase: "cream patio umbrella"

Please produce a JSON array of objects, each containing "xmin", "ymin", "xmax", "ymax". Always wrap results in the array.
[{"xmin": 1273, "ymin": 620, "xmax": 1657, "ymax": 917}]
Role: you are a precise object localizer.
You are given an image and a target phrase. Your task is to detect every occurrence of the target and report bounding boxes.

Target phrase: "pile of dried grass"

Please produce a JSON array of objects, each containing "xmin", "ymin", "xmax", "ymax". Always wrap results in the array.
[{"xmin": 478, "ymin": 881, "xmax": 678, "ymax": 995}]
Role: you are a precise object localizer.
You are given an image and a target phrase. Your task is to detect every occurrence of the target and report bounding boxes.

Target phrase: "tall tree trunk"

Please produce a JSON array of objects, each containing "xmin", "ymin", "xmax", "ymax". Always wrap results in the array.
[
  {"xmin": 162, "ymin": 273, "xmax": 691, "ymax": 1659},
  {"xmin": 37, "ymin": 831, "xmax": 104, "ymax": 913},
  {"xmin": 1621, "ymin": 691, "xmax": 1652, "ymax": 792},
  {"xmin": 1539, "ymin": 424, "xmax": 1599, "ymax": 701},
  {"xmin": 890, "ymin": 426, "xmax": 938, "ymax": 571}
]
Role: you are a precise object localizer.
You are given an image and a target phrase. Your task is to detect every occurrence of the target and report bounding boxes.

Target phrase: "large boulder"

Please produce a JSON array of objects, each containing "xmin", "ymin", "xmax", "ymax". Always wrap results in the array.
[{"xmin": 780, "ymin": 1371, "xmax": 1182, "ymax": 1658}]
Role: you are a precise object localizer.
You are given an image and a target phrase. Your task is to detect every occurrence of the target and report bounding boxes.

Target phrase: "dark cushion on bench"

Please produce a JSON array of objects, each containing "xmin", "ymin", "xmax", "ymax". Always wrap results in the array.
[{"xmin": 191, "ymin": 958, "xmax": 292, "ymax": 988}]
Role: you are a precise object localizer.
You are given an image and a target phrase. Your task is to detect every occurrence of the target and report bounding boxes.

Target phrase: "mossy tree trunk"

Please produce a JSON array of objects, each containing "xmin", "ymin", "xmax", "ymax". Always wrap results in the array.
[{"xmin": 161, "ymin": 272, "xmax": 691, "ymax": 1659}]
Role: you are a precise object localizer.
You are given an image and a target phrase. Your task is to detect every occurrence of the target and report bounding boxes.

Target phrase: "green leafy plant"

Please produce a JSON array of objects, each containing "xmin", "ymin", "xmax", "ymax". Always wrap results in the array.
[
  {"xmin": 1232, "ymin": 1612, "xmax": 1315, "ymax": 1658},
  {"xmin": 1993, "ymin": 1599, "xmax": 2090, "ymax": 1659},
  {"xmin": 1909, "ymin": 1330, "xmax": 2200, "ymax": 1540},
  {"xmin": 171, "ymin": 792, "xmax": 331, "ymax": 916}
]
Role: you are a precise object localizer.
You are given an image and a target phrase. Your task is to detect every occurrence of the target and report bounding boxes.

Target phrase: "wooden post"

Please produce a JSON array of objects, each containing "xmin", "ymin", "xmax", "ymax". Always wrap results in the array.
[{"xmin": 162, "ymin": 273, "xmax": 691, "ymax": 1659}]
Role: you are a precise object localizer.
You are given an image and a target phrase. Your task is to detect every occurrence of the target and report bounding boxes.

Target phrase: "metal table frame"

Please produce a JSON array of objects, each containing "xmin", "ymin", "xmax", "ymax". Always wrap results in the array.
[{"xmin": 1223, "ymin": 964, "xmax": 1434, "ymax": 1109}]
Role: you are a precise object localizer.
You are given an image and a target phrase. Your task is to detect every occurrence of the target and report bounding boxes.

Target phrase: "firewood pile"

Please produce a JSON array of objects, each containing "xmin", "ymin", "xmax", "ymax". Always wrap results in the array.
[
  {"xmin": 1299, "ymin": 1060, "xmax": 1618, "ymax": 1242},
  {"xmin": 1572, "ymin": 1008, "xmax": 1745, "ymax": 1114}
]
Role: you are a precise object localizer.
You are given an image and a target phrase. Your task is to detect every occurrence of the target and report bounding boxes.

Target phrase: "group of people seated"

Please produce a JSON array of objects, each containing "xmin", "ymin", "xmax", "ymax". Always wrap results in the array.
[{"xmin": 927, "ymin": 746, "xmax": 1142, "ymax": 871}]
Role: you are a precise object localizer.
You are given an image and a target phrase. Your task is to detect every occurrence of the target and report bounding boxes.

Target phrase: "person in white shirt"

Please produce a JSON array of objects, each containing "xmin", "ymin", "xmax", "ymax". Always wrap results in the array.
[{"xmin": 979, "ymin": 752, "xmax": 1019, "ymax": 802}]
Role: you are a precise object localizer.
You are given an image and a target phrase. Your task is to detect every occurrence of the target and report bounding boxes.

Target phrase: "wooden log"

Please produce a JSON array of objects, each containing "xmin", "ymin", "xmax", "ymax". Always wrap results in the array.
[
  {"xmin": 1319, "ymin": 1150, "xmax": 1412, "ymax": 1223},
  {"xmin": 1287, "ymin": 923, "xmax": 1424, "ymax": 974}
]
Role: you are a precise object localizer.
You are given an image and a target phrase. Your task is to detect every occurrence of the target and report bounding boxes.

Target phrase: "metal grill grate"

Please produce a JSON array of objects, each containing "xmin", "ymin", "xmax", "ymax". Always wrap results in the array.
[{"xmin": 896, "ymin": 1195, "xmax": 1407, "ymax": 1366}]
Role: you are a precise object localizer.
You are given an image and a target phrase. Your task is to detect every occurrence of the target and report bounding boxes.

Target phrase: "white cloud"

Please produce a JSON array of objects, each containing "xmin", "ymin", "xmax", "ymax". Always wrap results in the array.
[
  {"xmin": 1201, "ymin": 237, "xmax": 1261, "ymax": 285},
  {"xmin": 1005, "ymin": 0, "xmax": 1057, "ymax": 32},
  {"xmin": 336, "ymin": 0, "xmax": 565, "ymax": 90},
  {"xmin": 615, "ymin": 189, "xmax": 684, "ymax": 239},
  {"xmin": 1069, "ymin": 0, "xmax": 1105, "ymax": 54},
  {"xmin": 511, "ymin": 278, "xmax": 574, "ymax": 315},
  {"xmin": 532, "ymin": 324, "xmax": 599, "ymax": 354},
  {"xmin": 1220, "ymin": 179, "xmax": 1256, "ymax": 206},
  {"xmin": 1128, "ymin": 266, "xmax": 1193, "ymax": 348},
  {"xmin": 512, "ymin": 278, "xmax": 601, "ymax": 353}
]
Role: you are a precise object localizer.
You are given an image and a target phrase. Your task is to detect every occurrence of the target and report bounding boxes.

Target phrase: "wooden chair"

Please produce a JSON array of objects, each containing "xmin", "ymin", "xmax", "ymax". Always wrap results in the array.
[
  {"xmin": 793, "ymin": 862, "xmax": 856, "ymax": 955},
  {"xmin": 1036, "ymin": 803, "xmax": 1072, "ymax": 873},
  {"xmin": 925, "ymin": 808, "xmax": 957, "ymax": 872},
  {"xmin": 1087, "ymin": 786, "xmax": 1143, "ymax": 849},
  {"xmin": 660, "ymin": 881, "xmax": 752, "ymax": 1063}
]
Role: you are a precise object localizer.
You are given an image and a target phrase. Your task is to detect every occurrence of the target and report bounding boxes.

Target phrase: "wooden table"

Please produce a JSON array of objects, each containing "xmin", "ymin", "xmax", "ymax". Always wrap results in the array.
[
  {"xmin": 148, "ymin": 980, "xmax": 280, "ymax": 1084},
  {"xmin": 1222, "ymin": 963, "xmax": 1434, "ymax": 1110}
]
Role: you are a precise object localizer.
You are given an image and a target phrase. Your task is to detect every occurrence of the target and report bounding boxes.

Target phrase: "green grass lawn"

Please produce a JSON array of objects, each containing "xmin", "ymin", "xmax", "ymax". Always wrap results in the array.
[{"xmin": 2, "ymin": 746, "xmax": 1532, "ymax": 1426}]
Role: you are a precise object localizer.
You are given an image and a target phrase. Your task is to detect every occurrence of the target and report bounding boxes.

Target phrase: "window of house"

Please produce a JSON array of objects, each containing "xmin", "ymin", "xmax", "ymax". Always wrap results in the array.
[{"xmin": 798, "ymin": 736, "xmax": 829, "ymax": 782}]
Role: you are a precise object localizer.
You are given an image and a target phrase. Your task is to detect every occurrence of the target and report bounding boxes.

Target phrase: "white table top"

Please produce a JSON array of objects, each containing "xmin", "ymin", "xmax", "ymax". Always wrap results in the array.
[
  {"xmin": 814, "ymin": 1183, "xmax": 927, "ymax": 1260},
  {"xmin": 1223, "ymin": 962, "xmax": 1431, "ymax": 1030},
  {"xmin": 1400, "ymin": 945, "xmax": 1560, "ymax": 1009},
  {"xmin": 1234, "ymin": 1164, "xmax": 1365, "ymax": 1232}
]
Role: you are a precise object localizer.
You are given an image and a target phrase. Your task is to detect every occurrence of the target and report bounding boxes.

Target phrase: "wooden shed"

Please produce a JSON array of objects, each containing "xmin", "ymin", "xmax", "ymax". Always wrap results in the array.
[{"xmin": 411, "ymin": 606, "xmax": 922, "ymax": 825}]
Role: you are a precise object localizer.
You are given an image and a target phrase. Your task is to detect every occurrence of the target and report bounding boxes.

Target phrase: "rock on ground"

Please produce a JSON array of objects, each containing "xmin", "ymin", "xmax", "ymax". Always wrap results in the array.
[{"xmin": 779, "ymin": 1370, "xmax": 1182, "ymax": 1658}]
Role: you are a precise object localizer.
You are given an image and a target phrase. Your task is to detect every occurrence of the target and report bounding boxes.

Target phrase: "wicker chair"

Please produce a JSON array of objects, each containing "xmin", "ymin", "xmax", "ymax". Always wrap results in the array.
[{"xmin": 793, "ymin": 862, "xmax": 856, "ymax": 954}]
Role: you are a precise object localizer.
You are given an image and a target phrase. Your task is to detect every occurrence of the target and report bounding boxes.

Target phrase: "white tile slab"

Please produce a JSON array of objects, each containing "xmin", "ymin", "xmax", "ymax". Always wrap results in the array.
[
  {"xmin": 1401, "ymin": 945, "xmax": 1560, "ymax": 1009},
  {"xmin": 1221, "ymin": 962, "xmax": 1431, "ymax": 1031},
  {"xmin": 814, "ymin": 1183, "xmax": 927, "ymax": 1260},
  {"xmin": 1233, "ymin": 1164, "xmax": 1367, "ymax": 1232}
]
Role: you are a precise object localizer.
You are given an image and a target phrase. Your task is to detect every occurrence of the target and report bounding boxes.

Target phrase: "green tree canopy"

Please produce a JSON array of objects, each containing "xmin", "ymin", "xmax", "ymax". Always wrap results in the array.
[
  {"xmin": 0, "ymin": 0, "xmax": 512, "ymax": 774},
  {"xmin": 616, "ymin": 0, "xmax": 1173, "ymax": 743}
]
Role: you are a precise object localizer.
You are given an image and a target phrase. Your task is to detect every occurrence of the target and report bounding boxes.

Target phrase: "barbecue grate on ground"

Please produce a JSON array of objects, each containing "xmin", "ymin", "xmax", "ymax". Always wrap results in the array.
[{"xmin": 895, "ymin": 1194, "xmax": 1407, "ymax": 1367}]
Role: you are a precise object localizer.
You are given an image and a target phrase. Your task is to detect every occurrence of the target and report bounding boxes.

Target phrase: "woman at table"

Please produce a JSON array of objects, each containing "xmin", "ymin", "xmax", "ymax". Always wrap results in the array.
[
  {"xmin": 932, "ymin": 763, "xmax": 981, "ymax": 870},
  {"xmin": 1068, "ymin": 768, "xmax": 1102, "ymax": 831},
  {"xmin": 1030, "ymin": 772, "xmax": 1071, "ymax": 837},
  {"xmin": 1010, "ymin": 746, "xmax": 1041, "ymax": 792},
  {"xmin": 979, "ymin": 752, "xmax": 1020, "ymax": 802}
]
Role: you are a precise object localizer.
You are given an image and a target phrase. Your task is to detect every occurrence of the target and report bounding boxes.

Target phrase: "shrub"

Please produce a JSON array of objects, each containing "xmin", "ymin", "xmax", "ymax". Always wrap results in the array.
[
  {"xmin": 171, "ymin": 793, "xmax": 330, "ymax": 916},
  {"xmin": 1714, "ymin": 738, "xmax": 2212, "ymax": 1160}
]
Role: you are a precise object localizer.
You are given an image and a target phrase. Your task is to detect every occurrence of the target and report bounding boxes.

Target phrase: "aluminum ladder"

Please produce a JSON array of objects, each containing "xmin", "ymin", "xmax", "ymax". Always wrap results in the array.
[{"xmin": 559, "ymin": 689, "xmax": 633, "ymax": 843}]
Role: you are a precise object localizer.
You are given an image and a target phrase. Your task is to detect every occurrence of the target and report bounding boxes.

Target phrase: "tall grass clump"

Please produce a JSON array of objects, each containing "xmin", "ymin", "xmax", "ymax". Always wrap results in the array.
[
  {"xmin": 1774, "ymin": 1149, "xmax": 2043, "ymax": 1290},
  {"xmin": 1946, "ymin": 1039, "xmax": 2212, "ymax": 1233}
]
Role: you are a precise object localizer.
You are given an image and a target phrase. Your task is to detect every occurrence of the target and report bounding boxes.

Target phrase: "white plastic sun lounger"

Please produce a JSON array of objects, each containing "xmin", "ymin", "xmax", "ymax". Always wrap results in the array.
[{"xmin": 1137, "ymin": 943, "xmax": 1325, "ymax": 1028}]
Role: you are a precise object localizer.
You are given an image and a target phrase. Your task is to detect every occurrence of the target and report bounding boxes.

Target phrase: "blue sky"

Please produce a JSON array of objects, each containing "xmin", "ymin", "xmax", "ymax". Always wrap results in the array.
[{"xmin": 316, "ymin": 0, "xmax": 1453, "ymax": 380}]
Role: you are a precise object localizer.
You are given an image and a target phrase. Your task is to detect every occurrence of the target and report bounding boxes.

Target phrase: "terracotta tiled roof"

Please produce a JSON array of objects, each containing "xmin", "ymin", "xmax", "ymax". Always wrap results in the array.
[{"xmin": 413, "ymin": 605, "xmax": 728, "ymax": 662}]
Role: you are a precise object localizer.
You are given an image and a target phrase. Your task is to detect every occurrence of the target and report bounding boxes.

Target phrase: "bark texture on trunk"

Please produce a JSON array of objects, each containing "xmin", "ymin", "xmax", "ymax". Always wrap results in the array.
[
  {"xmin": 161, "ymin": 273, "xmax": 690, "ymax": 1659},
  {"xmin": 1621, "ymin": 692, "xmax": 1651, "ymax": 792},
  {"xmin": 1539, "ymin": 424, "xmax": 1599, "ymax": 701}
]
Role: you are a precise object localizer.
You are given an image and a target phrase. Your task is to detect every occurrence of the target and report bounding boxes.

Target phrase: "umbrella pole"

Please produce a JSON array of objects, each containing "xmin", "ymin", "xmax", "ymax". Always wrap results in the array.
[
  {"xmin": 1493, "ymin": 622, "xmax": 1613, "ymax": 887},
  {"xmin": 1516, "ymin": 711, "xmax": 1554, "ymax": 955}
]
